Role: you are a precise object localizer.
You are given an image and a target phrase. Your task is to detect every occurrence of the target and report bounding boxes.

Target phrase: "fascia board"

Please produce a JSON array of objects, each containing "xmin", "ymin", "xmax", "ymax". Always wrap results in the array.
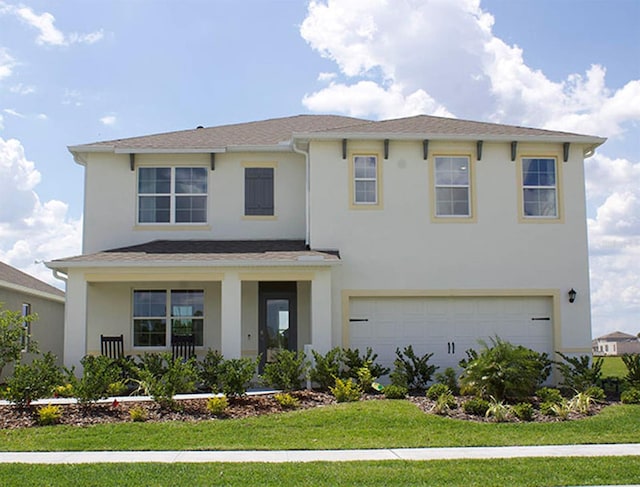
[
  {"xmin": 45, "ymin": 259, "xmax": 340, "ymax": 269},
  {"xmin": 0, "ymin": 280, "xmax": 65, "ymax": 303}
]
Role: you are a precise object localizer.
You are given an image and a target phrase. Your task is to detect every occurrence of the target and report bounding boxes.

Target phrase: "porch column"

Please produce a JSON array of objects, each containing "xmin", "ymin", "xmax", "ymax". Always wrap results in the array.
[
  {"xmin": 221, "ymin": 271, "xmax": 242, "ymax": 358},
  {"xmin": 64, "ymin": 270, "xmax": 87, "ymax": 371},
  {"xmin": 311, "ymin": 269, "xmax": 332, "ymax": 354}
]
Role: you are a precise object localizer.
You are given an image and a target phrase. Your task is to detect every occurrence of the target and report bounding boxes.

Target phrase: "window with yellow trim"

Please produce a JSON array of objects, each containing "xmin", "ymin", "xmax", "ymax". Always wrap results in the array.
[
  {"xmin": 353, "ymin": 155, "xmax": 378, "ymax": 205},
  {"xmin": 521, "ymin": 157, "xmax": 558, "ymax": 218},
  {"xmin": 434, "ymin": 156, "xmax": 471, "ymax": 217}
]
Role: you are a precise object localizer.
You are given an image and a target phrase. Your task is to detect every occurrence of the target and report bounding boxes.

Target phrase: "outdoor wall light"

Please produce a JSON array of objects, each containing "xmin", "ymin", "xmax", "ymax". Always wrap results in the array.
[{"xmin": 568, "ymin": 288, "xmax": 577, "ymax": 303}]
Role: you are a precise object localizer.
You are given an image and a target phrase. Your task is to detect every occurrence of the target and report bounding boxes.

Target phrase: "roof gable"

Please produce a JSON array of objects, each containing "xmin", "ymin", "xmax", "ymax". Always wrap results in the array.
[{"xmin": 0, "ymin": 261, "xmax": 65, "ymax": 299}]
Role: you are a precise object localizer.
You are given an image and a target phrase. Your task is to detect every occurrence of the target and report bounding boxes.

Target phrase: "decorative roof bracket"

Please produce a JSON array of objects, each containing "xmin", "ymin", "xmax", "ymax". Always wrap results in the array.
[
  {"xmin": 563, "ymin": 142, "xmax": 570, "ymax": 162},
  {"xmin": 423, "ymin": 139, "xmax": 429, "ymax": 160},
  {"xmin": 476, "ymin": 140, "xmax": 483, "ymax": 161},
  {"xmin": 129, "ymin": 153, "xmax": 135, "ymax": 171},
  {"xmin": 210, "ymin": 153, "xmax": 216, "ymax": 170},
  {"xmin": 511, "ymin": 141, "xmax": 518, "ymax": 162},
  {"xmin": 384, "ymin": 139, "xmax": 389, "ymax": 160},
  {"xmin": 342, "ymin": 139, "xmax": 347, "ymax": 160}
]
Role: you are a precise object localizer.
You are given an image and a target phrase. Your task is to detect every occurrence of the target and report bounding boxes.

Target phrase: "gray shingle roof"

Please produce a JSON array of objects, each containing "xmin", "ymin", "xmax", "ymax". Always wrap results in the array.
[
  {"xmin": 69, "ymin": 114, "xmax": 605, "ymax": 154},
  {"xmin": 595, "ymin": 331, "xmax": 639, "ymax": 342},
  {"xmin": 0, "ymin": 261, "xmax": 64, "ymax": 298},
  {"xmin": 49, "ymin": 240, "xmax": 340, "ymax": 266}
]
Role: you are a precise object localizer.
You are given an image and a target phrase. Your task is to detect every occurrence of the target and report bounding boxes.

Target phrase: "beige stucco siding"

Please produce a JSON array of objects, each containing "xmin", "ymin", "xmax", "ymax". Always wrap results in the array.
[
  {"xmin": 309, "ymin": 139, "xmax": 592, "ymax": 353},
  {"xmin": 0, "ymin": 287, "xmax": 64, "ymax": 379},
  {"xmin": 83, "ymin": 152, "xmax": 306, "ymax": 253}
]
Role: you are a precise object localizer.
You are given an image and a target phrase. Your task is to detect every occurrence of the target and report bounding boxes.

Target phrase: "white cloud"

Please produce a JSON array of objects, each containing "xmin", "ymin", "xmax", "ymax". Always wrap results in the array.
[
  {"xmin": 9, "ymin": 83, "xmax": 35, "ymax": 95},
  {"xmin": 0, "ymin": 47, "xmax": 16, "ymax": 80},
  {"xmin": 100, "ymin": 115, "xmax": 117, "ymax": 126},
  {"xmin": 36, "ymin": 113, "xmax": 47, "ymax": 120},
  {"xmin": 62, "ymin": 89, "xmax": 83, "ymax": 106},
  {"xmin": 0, "ymin": 114, "xmax": 3, "ymax": 130},
  {"xmin": 317, "ymin": 72, "xmax": 337, "ymax": 82},
  {"xmin": 3, "ymin": 108, "xmax": 25, "ymax": 118},
  {"xmin": 3, "ymin": 3, "xmax": 103, "ymax": 47},
  {"xmin": 0, "ymin": 137, "xmax": 81, "ymax": 288}
]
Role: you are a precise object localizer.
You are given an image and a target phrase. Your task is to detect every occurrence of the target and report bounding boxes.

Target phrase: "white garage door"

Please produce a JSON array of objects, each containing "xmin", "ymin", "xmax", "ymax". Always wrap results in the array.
[{"xmin": 349, "ymin": 296, "xmax": 554, "ymax": 376}]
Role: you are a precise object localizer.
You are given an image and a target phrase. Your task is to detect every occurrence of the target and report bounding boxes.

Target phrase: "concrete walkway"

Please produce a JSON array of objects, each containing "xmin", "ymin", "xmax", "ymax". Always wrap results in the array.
[{"xmin": 1, "ymin": 443, "xmax": 639, "ymax": 464}]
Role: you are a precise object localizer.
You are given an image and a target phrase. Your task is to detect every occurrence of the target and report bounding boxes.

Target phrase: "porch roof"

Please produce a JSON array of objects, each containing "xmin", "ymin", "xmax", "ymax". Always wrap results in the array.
[{"xmin": 46, "ymin": 239, "xmax": 341, "ymax": 269}]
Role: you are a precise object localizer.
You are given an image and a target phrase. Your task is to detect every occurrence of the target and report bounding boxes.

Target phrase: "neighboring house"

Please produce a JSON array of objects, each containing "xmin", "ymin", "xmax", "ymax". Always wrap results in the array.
[
  {"xmin": 46, "ymin": 114, "xmax": 605, "ymax": 381},
  {"xmin": 0, "ymin": 261, "xmax": 65, "ymax": 379},
  {"xmin": 592, "ymin": 331, "xmax": 640, "ymax": 356}
]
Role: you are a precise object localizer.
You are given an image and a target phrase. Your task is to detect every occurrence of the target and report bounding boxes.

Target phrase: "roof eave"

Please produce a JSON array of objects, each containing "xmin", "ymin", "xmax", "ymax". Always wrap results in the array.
[
  {"xmin": 45, "ymin": 258, "xmax": 341, "ymax": 270},
  {"xmin": 0, "ymin": 279, "xmax": 65, "ymax": 303}
]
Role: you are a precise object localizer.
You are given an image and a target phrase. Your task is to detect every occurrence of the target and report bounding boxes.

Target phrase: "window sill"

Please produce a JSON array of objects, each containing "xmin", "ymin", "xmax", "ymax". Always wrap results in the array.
[
  {"xmin": 431, "ymin": 215, "xmax": 477, "ymax": 223},
  {"xmin": 133, "ymin": 224, "xmax": 211, "ymax": 231},
  {"xmin": 242, "ymin": 215, "xmax": 277, "ymax": 220}
]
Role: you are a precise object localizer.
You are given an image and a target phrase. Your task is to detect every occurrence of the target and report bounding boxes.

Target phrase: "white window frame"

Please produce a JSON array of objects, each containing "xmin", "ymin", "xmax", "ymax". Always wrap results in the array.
[
  {"xmin": 132, "ymin": 289, "xmax": 205, "ymax": 348},
  {"xmin": 352, "ymin": 154, "xmax": 379, "ymax": 206},
  {"xmin": 434, "ymin": 155, "xmax": 472, "ymax": 218},
  {"xmin": 521, "ymin": 157, "xmax": 558, "ymax": 219},
  {"xmin": 137, "ymin": 167, "xmax": 208, "ymax": 224}
]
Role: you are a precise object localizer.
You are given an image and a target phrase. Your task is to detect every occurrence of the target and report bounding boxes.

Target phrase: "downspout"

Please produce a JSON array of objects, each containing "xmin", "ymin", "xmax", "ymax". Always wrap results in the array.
[
  {"xmin": 292, "ymin": 140, "xmax": 311, "ymax": 248},
  {"xmin": 52, "ymin": 269, "xmax": 68, "ymax": 284}
]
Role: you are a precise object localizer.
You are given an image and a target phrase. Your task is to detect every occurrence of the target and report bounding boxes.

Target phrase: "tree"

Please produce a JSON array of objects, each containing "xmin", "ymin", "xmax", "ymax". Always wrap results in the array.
[{"xmin": 0, "ymin": 303, "xmax": 38, "ymax": 377}]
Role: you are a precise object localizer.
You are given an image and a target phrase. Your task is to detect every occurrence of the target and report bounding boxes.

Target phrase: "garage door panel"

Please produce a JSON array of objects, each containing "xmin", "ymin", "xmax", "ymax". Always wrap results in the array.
[{"xmin": 349, "ymin": 296, "xmax": 554, "ymax": 378}]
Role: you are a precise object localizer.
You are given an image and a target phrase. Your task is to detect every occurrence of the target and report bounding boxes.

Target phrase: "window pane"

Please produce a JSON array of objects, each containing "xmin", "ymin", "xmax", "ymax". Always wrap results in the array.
[
  {"xmin": 436, "ymin": 187, "xmax": 469, "ymax": 216},
  {"xmin": 175, "ymin": 167, "xmax": 207, "ymax": 194},
  {"xmin": 523, "ymin": 158, "xmax": 556, "ymax": 187},
  {"xmin": 133, "ymin": 290, "xmax": 166, "ymax": 317},
  {"xmin": 139, "ymin": 168, "xmax": 171, "ymax": 194},
  {"xmin": 175, "ymin": 195, "xmax": 207, "ymax": 223},
  {"xmin": 139, "ymin": 196, "xmax": 170, "ymax": 223},
  {"xmin": 355, "ymin": 180, "xmax": 377, "ymax": 203},
  {"xmin": 171, "ymin": 319, "xmax": 203, "ymax": 346},
  {"xmin": 134, "ymin": 319, "xmax": 166, "ymax": 346},
  {"xmin": 354, "ymin": 156, "xmax": 376, "ymax": 178},
  {"xmin": 171, "ymin": 290, "xmax": 204, "ymax": 316},
  {"xmin": 435, "ymin": 157, "xmax": 469, "ymax": 185},
  {"xmin": 524, "ymin": 188, "xmax": 557, "ymax": 217}
]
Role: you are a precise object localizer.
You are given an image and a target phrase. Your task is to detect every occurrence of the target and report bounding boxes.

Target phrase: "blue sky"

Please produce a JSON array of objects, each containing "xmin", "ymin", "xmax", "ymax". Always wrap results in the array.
[{"xmin": 0, "ymin": 0, "xmax": 638, "ymax": 339}]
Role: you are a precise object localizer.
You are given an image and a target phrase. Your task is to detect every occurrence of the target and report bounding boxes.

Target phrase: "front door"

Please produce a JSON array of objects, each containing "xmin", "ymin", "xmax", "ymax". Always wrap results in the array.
[{"xmin": 259, "ymin": 282, "xmax": 297, "ymax": 370}]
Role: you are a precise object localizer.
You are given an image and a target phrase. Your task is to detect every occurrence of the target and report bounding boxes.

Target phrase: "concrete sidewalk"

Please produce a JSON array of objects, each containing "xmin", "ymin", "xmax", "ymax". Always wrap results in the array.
[{"xmin": 1, "ymin": 443, "xmax": 639, "ymax": 464}]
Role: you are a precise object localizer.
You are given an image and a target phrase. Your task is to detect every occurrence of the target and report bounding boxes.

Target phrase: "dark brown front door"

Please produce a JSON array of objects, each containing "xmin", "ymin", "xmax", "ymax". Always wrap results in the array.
[{"xmin": 258, "ymin": 282, "xmax": 297, "ymax": 371}]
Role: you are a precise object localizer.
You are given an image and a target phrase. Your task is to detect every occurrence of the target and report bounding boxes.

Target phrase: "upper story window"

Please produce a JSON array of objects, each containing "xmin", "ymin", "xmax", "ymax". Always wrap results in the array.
[
  {"xmin": 521, "ymin": 157, "xmax": 558, "ymax": 218},
  {"xmin": 352, "ymin": 155, "xmax": 379, "ymax": 206},
  {"xmin": 138, "ymin": 167, "xmax": 207, "ymax": 224},
  {"xmin": 434, "ymin": 156, "xmax": 471, "ymax": 218},
  {"xmin": 133, "ymin": 289, "xmax": 204, "ymax": 347},
  {"xmin": 245, "ymin": 167, "xmax": 274, "ymax": 216}
]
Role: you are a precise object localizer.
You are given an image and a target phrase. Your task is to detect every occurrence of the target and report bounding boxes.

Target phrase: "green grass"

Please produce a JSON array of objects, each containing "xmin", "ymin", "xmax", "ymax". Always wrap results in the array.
[
  {"xmin": 601, "ymin": 356, "xmax": 627, "ymax": 378},
  {"xmin": 1, "ymin": 457, "xmax": 640, "ymax": 486},
  {"xmin": 2, "ymin": 400, "xmax": 639, "ymax": 452}
]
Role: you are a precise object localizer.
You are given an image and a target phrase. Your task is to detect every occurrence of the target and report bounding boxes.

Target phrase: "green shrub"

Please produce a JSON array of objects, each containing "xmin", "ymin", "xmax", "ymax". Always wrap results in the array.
[
  {"xmin": 621, "ymin": 387, "xmax": 640, "ymax": 404},
  {"xmin": 485, "ymin": 397, "xmax": 511, "ymax": 422},
  {"xmin": 53, "ymin": 383, "xmax": 74, "ymax": 398},
  {"xmin": 5, "ymin": 352, "xmax": 64, "ymax": 406},
  {"xmin": 355, "ymin": 365, "xmax": 375, "ymax": 392},
  {"xmin": 621, "ymin": 354, "xmax": 640, "ymax": 388},
  {"xmin": 540, "ymin": 401, "xmax": 558, "ymax": 416},
  {"xmin": 129, "ymin": 405, "xmax": 148, "ymax": 422},
  {"xmin": 431, "ymin": 391, "xmax": 456, "ymax": 415},
  {"xmin": 512, "ymin": 402, "xmax": 534, "ymax": 421},
  {"xmin": 106, "ymin": 381, "xmax": 128, "ymax": 397},
  {"xmin": 262, "ymin": 350, "xmax": 308, "ymax": 391},
  {"xmin": 569, "ymin": 391, "xmax": 595, "ymax": 414},
  {"xmin": 555, "ymin": 352, "xmax": 603, "ymax": 392},
  {"xmin": 206, "ymin": 395, "xmax": 229, "ymax": 416},
  {"xmin": 462, "ymin": 397, "xmax": 490, "ymax": 416},
  {"xmin": 550, "ymin": 400, "xmax": 571, "ymax": 419},
  {"xmin": 37, "ymin": 404, "xmax": 62, "ymax": 426},
  {"xmin": 197, "ymin": 349, "xmax": 224, "ymax": 392},
  {"xmin": 390, "ymin": 345, "xmax": 438, "ymax": 392},
  {"xmin": 342, "ymin": 347, "xmax": 390, "ymax": 381},
  {"xmin": 383, "ymin": 384, "xmax": 407, "ymax": 399},
  {"xmin": 136, "ymin": 353, "xmax": 167, "ymax": 380},
  {"xmin": 219, "ymin": 357, "xmax": 258, "ymax": 397},
  {"xmin": 536, "ymin": 387, "xmax": 563, "ymax": 404},
  {"xmin": 310, "ymin": 348, "xmax": 344, "ymax": 390},
  {"xmin": 584, "ymin": 386, "xmax": 605, "ymax": 401},
  {"xmin": 330, "ymin": 377, "xmax": 361, "ymax": 403},
  {"xmin": 426, "ymin": 383, "xmax": 451, "ymax": 400},
  {"xmin": 143, "ymin": 353, "xmax": 198, "ymax": 408},
  {"xmin": 71, "ymin": 355, "xmax": 122, "ymax": 404},
  {"xmin": 0, "ymin": 303, "xmax": 39, "ymax": 377},
  {"xmin": 274, "ymin": 392, "xmax": 300, "ymax": 409},
  {"xmin": 435, "ymin": 367, "xmax": 460, "ymax": 395},
  {"xmin": 459, "ymin": 337, "xmax": 551, "ymax": 402}
]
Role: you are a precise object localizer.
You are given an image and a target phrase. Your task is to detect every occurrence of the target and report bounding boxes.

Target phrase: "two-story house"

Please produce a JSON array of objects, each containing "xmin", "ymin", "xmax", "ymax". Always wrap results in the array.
[{"xmin": 46, "ymin": 114, "xmax": 605, "ymax": 378}]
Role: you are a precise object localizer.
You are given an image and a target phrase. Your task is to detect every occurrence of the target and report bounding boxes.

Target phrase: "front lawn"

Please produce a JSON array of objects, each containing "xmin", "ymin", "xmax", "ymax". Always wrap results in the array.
[
  {"xmin": 601, "ymin": 356, "xmax": 627, "ymax": 378},
  {"xmin": 1, "ymin": 457, "xmax": 640, "ymax": 486},
  {"xmin": 2, "ymin": 400, "xmax": 639, "ymax": 452}
]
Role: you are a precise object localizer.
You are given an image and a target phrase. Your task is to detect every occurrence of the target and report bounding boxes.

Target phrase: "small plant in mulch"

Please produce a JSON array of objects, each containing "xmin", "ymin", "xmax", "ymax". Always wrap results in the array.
[
  {"xmin": 129, "ymin": 405, "xmax": 148, "ymax": 422},
  {"xmin": 206, "ymin": 396, "xmax": 229, "ymax": 416},
  {"xmin": 330, "ymin": 377, "xmax": 362, "ymax": 403},
  {"xmin": 37, "ymin": 404, "xmax": 62, "ymax": 426},
  {"xmin": 274, "ymin": 392, "xmax": 300, "ymax": 409}
]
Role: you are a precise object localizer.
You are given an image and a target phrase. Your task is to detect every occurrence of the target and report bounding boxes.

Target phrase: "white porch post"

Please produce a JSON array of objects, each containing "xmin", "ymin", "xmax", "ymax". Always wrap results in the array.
[
  {"xmin": 311, "ymin": 269, "xmax": 332, "ymax": 354},
  {"xmin": 64, "ymin": 270, "xmax": 87, "ymax": 371},
  {"xmin": 221, "ymin": 271, "xmax": 242, "ymax": 358}
]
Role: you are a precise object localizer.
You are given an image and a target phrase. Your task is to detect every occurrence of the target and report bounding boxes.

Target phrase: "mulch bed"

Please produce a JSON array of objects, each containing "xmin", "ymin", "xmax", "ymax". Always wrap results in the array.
[{"xmin": 0, "ymin": 391, "xmax": 610, "ymax": 430}]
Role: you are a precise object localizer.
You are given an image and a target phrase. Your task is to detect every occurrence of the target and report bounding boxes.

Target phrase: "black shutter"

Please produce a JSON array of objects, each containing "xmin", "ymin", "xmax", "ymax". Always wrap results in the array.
[{"xmin": 245, "ymin": 167, "xmax": 274, "ymax": 215}]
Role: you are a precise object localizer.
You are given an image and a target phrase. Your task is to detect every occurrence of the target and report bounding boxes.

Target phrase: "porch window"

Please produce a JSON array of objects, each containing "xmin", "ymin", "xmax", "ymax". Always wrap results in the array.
[
  {"xmin": 138, "ymin": 167, "xmax": 207, "ymax": 224},
  {"xmin": 133, "ymin": 289, "xmax": 204, "ymax": 347}
]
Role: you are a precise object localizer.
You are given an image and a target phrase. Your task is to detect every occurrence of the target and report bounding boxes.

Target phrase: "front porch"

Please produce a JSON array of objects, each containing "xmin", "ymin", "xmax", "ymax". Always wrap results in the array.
[{"xmin": 47, "ymin": 240, "xmax": 340, "ymax": 370}]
